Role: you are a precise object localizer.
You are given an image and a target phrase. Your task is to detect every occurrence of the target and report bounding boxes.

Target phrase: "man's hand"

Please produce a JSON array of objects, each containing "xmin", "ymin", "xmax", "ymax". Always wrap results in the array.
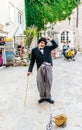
[
  {"xmin": 27, "ymin": 72, "xmax": 31, "ymax": 76},
  {"xmin": 46, "ymin": 36, "xmax": 52, "ymax": 41}
]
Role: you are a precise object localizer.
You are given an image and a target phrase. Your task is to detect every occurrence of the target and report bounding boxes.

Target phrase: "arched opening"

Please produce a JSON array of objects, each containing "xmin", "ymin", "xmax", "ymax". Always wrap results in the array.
[
  {"xmin": 59, "ymin": 30, "xmax": 73, "ymax": 50},
  {"xmin": 61, "ymin": 30, "xmax": 71, "ymax": 44}
]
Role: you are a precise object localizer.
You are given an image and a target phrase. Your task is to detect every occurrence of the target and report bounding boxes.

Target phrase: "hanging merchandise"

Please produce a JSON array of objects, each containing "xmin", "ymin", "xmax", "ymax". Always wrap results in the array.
[{"xmin": 4, "ymin": 38, "xmax": 15, "ymax": 66}]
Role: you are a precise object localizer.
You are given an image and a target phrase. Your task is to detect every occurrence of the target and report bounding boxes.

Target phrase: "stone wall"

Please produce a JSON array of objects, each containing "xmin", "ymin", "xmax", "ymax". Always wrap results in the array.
[{"xmin": 45, "ymin": 2, "xmax": 82, "ymax": 52}]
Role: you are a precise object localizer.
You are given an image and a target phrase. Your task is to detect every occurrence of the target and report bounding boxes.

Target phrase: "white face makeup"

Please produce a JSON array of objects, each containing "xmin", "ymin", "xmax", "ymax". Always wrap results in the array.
[{"xmin": 38, "ymin": 41, "xmax": 46, "ymax": 49}]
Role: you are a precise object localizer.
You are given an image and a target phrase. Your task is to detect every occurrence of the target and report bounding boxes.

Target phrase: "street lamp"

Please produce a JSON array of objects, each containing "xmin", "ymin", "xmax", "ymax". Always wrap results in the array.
[{"xmin": 76, "ymin": 0, "xmax": 80, "ymax": 27}]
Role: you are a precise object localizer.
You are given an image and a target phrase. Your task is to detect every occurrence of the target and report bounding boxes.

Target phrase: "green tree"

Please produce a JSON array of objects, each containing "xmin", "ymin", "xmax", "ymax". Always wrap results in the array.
[
  {"xmin": 25, "ymin": 0, "xmax": 79, "ymax": 31},
  {"xmin": 24, "ymin": 26, "xmax": 37, "ymax": 47}
]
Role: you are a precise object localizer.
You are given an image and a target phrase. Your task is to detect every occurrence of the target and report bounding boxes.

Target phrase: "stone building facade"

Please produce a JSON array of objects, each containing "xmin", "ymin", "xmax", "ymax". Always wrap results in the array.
[
  {"xmin": 45, "ymin": 1, "xmax": 82, "ymax": 51},
  {"xmin": 0, "ymin": 0, "xmax": 26, "ymax": 66}
]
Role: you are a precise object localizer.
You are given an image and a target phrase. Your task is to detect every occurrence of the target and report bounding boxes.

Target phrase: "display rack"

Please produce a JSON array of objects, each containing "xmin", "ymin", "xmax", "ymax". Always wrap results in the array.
[{"xmin": 5, "ymin": 38, "xmax": 15, "ymax": 66}]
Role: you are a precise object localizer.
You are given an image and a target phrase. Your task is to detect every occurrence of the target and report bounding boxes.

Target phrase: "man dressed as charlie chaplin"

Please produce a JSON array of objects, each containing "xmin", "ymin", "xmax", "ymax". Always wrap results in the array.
[{"xmin": 27, "ymin": 36, "xmax": 58, "ymax": 104}]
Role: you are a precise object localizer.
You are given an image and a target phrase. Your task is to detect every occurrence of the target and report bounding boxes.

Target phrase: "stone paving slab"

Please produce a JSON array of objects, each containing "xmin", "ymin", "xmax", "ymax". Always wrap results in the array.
[{"xmin": 0, "ymin": 53, "xmax": 82, "ymax": 130}]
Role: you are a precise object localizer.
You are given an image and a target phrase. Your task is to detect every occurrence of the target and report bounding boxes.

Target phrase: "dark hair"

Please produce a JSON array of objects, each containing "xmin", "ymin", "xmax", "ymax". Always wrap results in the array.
[{"xmin": 38, "ymin": 37, "xmax": 47, "ymax": 45}]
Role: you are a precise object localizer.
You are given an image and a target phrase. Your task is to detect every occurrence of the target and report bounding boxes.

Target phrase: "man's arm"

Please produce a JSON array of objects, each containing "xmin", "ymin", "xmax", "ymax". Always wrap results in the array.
[
  {"xmin": 46, "ymin": 36, "xmax": 58, "ymax": 51},
  {"xmin": 27, "ymin": 49, "xmax": 35, "ymax": 76}
]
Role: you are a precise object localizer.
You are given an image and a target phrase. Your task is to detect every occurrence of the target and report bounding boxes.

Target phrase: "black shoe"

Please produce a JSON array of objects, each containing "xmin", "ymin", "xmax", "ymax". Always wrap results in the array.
[
  {"xmin": 38, "ymin": 98, "xmax": 45, "ymax": 103},
  {"xmin": 45, "ymin": 98, "xmax": 54, "ymax": 104}
]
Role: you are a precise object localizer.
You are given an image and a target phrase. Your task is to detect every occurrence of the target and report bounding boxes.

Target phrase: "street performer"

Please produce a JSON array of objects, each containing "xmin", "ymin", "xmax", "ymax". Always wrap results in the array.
[{"xmin": 27, "ymin": 36, "xmax": 58, "ymax": 104}]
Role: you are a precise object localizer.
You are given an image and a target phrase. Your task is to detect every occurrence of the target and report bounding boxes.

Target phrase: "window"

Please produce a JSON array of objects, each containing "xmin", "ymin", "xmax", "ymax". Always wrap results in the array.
[
  {"xmin": 61, "ymin": 31, "xmax": 71, "ymax": 43},
  {"xmin": 9, "ymin": 4, "xmax": 15, "ymax": 23},
  {"xmin": 18, "ymin": 12, "xmax": 22, "ymax": 24}
]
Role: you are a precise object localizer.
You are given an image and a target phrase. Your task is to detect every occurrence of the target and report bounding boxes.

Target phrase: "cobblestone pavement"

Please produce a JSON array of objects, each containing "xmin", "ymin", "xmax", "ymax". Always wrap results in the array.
[{"xmin": 0, "ymin": 53, "xmax": 82, "ymax": 130}]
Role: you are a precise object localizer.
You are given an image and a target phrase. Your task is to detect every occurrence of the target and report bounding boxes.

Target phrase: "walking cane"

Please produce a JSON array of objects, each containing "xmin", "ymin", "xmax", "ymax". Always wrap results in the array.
[{"xmin": 24, "ymin": 76, "xmax": 29, "ymax": 107}]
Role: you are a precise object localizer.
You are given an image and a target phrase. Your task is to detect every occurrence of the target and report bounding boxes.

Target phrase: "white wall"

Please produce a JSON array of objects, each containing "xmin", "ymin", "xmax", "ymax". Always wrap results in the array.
[{"xmin": 0, "ymin": 0, "xmax": 26, "ymax": 37}]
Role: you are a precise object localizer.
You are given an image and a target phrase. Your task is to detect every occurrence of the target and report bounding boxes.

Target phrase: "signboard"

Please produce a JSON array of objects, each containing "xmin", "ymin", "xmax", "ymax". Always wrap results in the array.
[
  {"xmin": 5, "ymin": 50, "xmax": 15, "ymax": 65},
  {"xmin": 6, "ymin": 51, "xmax": 14, "ymax": 61},
  {"xmin": 5, "ymin": 41, "xmax": 14, "ymax": 47}
]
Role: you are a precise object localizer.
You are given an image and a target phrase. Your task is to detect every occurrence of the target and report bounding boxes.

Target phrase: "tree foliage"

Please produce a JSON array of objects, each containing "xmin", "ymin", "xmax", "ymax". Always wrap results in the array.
[{"xmin": 25, "ymin": 0, "xmax": 79, "ymax": 31}]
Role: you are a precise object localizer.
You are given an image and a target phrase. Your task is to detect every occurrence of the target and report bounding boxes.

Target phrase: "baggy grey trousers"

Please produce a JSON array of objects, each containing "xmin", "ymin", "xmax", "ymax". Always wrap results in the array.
[{"xmin": 36, "ymin": 62, "xmax": 52, "ymax": 99}]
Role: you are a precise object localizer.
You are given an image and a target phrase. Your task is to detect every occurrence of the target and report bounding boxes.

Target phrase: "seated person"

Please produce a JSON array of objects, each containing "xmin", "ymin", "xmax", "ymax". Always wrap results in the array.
[
  {"xmin": 17, "ymin": 41, "xmax": 27, "ymax": 58},
  {"xmin": 17, "ymin": 41, "xmax": 24, "ymax": 57}
]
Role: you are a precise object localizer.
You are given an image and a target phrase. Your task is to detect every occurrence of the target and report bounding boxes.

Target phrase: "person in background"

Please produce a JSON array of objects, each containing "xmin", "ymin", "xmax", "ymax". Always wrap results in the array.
[
  {"xmin": 62, "ymin": 41, "xmax": 69, "ymax": 58},
  {"xmin": 27, "ymin": 36, "xmax": 58, "ymax": 104},
  {"xmin": 17, "ymin": 41, "xmax": 24, "ymax": 58},
  {"xmin": 0, "ymin": 37, "xmax": 5, "ymax": 45},
  {"xmin": 0, "ymin": 48, "xmax": 3, "ymax": 66}
]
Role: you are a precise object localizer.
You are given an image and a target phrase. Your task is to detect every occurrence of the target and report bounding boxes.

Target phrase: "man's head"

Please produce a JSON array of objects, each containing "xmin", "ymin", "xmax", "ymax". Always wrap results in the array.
[{"xmin": 38, "ymin": 37, "xmax": 47, "ymax": 49}]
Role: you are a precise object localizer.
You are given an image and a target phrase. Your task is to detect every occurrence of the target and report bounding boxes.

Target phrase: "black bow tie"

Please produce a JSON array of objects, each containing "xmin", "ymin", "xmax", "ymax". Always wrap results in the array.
[{"xmin": 40, "ymin": 48, "xmax": 44, "ymax": 50}]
